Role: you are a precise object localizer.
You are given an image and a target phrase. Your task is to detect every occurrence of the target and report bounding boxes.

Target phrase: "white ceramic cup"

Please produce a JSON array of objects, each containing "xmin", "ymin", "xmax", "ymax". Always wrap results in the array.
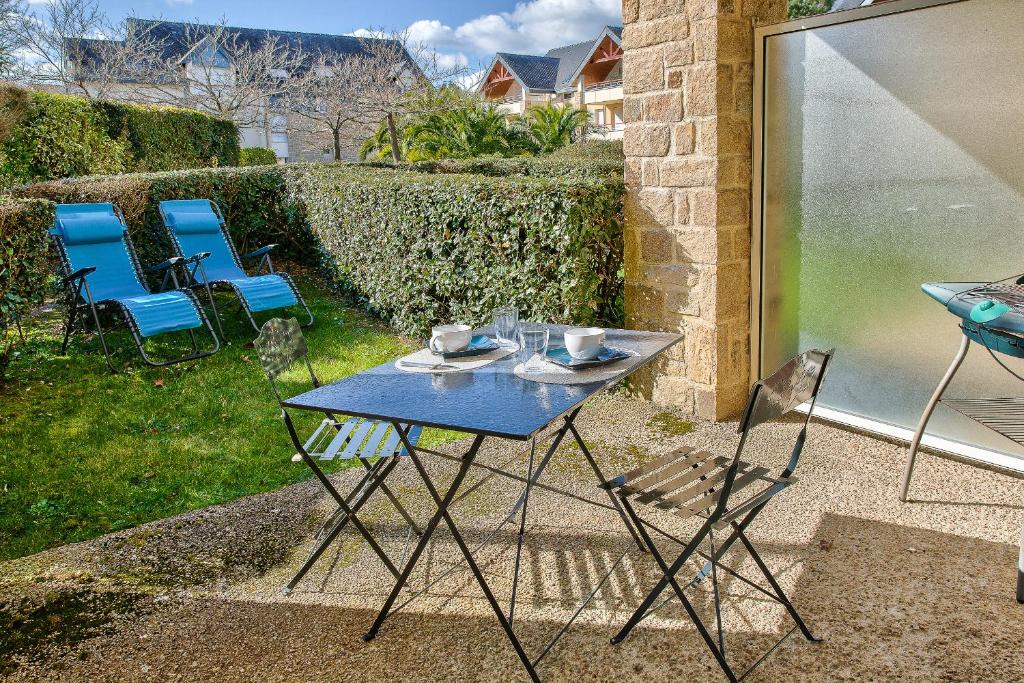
[
  {"xmin": 563, "ymin": 327, "xmax": 605, "ymax": 360},
  {"xmin": 430, "ymin": 324, "xmax": 472, "ymax": 354}
]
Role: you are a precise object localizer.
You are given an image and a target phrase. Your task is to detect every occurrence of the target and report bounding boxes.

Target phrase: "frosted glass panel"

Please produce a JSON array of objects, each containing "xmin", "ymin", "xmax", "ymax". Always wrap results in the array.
[{"xmin": 761, "ymin": 0, "xmax": 1024, "ymax": 460}]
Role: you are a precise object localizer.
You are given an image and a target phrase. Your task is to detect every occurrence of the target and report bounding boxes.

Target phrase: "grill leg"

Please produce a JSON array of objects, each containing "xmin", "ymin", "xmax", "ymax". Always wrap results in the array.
[
  {"xmin": 1018, "ymin": 524, "xmax": 1024, "ymax": 604},
  {"xmin": 901, "ymin": 334, "xmax": 970, "ymax": 502}
]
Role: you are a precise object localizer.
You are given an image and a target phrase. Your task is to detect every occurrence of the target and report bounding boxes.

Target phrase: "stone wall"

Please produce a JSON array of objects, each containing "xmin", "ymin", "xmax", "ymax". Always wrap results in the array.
[{"xmin": 621, "ymin": 0, "xmax": 785, "ymax": 420}]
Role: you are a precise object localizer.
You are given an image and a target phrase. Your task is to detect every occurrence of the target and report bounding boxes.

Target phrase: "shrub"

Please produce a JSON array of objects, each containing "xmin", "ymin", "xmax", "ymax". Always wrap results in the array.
[
  {"xmin": 13, "ymin": 161, "xmax": 625, "ymax": 338},
  {"xmin": 0, "ymin": 89, "xmax": 129, "ymax": 185},
  {"xmin": 405, "ymin": 156, "xmax": 622, "ymax": 180},
  {"xmin": 549, "ymin": 139, "xmax": 623, "ymax": 161},
  {"xmin": 18, "ymin": 165, "xmax": 315, "ymax": 270},
  {"xmin": 0, "ymin": 86, "xmax": 240, "ymax": 186},
  {"xmin": 0, "ymin": 199, "xmax": 55, "ymax": 382},
  {"xmin": 295, "ymin": 165, "xmax": 624, "ymax": 336},
  {"xmin": 239, "ymin": 147, "xmax": 279, "ymax": 166},
  {"xmin": 96, "ymin": 100, "xmax": 241, "ymax": 171}
]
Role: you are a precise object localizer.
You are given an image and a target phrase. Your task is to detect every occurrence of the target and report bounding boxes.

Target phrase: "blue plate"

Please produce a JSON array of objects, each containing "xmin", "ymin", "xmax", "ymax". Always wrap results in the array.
[
  {"xmin": 433, "ymin": 335, "xmax": 500, "ymax": 359},
  {"xmin": 546, "ymin": 345, "xmax": 631, "ymax": 369}
]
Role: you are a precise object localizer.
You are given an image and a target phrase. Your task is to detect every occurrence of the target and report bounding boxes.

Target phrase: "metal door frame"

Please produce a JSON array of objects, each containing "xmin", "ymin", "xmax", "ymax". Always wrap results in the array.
[{"xmin": 748, "ymin": 0, "xmax": 1024, "ymax": 474}]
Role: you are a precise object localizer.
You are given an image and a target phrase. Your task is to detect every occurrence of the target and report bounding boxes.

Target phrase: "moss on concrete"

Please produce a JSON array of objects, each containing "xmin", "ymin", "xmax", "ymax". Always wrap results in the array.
[{"xmin": 647, "ymin": 411, "xmax": 694, "ymax": 436}]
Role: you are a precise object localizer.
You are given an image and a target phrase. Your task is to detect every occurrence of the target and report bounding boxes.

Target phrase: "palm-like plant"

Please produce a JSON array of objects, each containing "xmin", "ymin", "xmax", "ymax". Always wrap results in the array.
[
  {"xmin": 526, "ymin": 104, "xmax": 591, "ymax": 155},
  {"xmin": 407, "ymin": 105, "xmax": 529, "ymax": 160}
]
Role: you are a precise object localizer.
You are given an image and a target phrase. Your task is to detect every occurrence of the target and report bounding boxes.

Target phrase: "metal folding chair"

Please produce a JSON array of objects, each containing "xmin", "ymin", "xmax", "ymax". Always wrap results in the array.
[
  {"xmin": 158, "ymin": 199, "xmax": 314, "ymax": 338},
  {"xmin": 253, "ymin": 317, "xmax": 422, "ymax": 593},
  {"xmin": 606, "ymin": 348, "xmax": 833, "ymax": 682},
  {"xmin": 51, "ymin": 202, "xmax": 220, "ymax": 372}
]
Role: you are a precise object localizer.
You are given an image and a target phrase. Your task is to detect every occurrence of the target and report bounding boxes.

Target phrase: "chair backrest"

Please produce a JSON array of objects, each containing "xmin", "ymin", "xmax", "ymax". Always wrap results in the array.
[
  {"xmin": 709, "ymin": 348, "xmax": 833, "ymax": 522},
  {"xmin": 739, "ymin": 348, "xmax": 833, "ymax": 435},
  {"xmin": 253, "ymin": 317, "xmax": 319, "ymax": 402},
  {"xmin": 158, "ymin": 199, "xmax": 245, "ymax": 282},
  {"xmin": 51, "ymin": 203, "xmax": 150, "ymax": 301}
]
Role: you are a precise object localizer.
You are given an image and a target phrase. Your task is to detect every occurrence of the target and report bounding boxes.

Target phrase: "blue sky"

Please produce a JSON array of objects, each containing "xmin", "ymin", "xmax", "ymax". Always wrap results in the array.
[{"xmin": 89, "ymin": 0, "xmax": 623, "ymax": 68}]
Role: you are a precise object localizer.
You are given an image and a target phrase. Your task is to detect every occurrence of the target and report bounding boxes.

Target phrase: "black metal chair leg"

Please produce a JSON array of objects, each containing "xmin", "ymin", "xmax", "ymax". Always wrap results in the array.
[
  {"xmin": 613, "ymin": 498, "xmax": 738, "ymax": 682},
  {"xmin": 364, "ymin": 432, "xmax": 485, "ymax": 642},
  {"xmin": 611, "ymin": 500, "xmax": 713, "ymax": 645},
  {"xmin": 60, "ymin": 306, "xmax": 78, "ymax": 354},
  {"xmin": 360, "ymin": 458, "xmax": 422, "ymax": 535},
  {"xmin": 709, "ymin": 529, "xmax": 726, "ymax": 656},
  {"xmin": 85, "ymin": 302, "xmax": 116, "ymax": 373},
  {"xmin": 203, "ymin": 282, "xmax": 226, "ymax": 341},
  {"xmin": 567, "ymin": 420, "xmax": 648, "ymax": 553},
  {"xmin": 732, "ymin": 523, "xmax": 819, "ymax": 642},
  {"xmin": 285, "ymin": 452, "xmax": 402, "ymax": 592}
]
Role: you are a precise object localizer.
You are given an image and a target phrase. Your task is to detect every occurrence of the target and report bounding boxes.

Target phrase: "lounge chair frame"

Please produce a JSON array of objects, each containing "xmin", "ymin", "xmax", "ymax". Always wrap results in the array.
[
  {"xmin": 158, "ymin": 200, "xmax": 313, "ymax": 338},
  {"xmin": 606, "ymin": 349, "xmax": 833, "ymax": 682},
  {"xmin": 53, "ymin": 204, "xmax": 220, "ymax": 372}
]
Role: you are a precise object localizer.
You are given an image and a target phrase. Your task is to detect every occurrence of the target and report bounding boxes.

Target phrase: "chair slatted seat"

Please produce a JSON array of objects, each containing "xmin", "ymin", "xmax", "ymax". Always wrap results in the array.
[
  {"xmin": 607, "ymin": 349, "xmax": 833, "ymax": 683},
  {"xmin": 255, "ymin": 318, "xmax": 421, "ymax": 594},
  {"xmin": 296, "ymin": 419, "xmax": 423, "ymax": 463}
]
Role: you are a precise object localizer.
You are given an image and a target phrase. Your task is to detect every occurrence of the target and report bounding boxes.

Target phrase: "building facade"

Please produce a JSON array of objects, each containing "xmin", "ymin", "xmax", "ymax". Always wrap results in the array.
[
  {"xmin": 480, "ymin": 26, "xmax": 625, "ymax": 139},
  {"xmin": 69, "ymin": 20, "xmax": 399, "ymax": 163}
]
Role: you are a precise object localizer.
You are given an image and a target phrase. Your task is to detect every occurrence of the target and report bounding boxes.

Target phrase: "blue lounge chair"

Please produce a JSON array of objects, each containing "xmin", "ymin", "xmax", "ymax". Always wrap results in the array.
[
  {"xmin": 157, "ymin": 199, "xmax": 313, "ymax": 337},
  {"xmin": 51, "ymin": 203, "xmax": 220, "ymax": 371}
]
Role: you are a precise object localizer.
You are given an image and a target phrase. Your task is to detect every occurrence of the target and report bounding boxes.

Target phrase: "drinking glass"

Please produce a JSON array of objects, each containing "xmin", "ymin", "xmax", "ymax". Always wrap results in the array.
[
  {"xmin": 518, "ymin": 324, "xmax": 549, "ymax": 373},
  {"xmin": 493, "ymin": 307, "xmax": 520, "ymax": 347}
]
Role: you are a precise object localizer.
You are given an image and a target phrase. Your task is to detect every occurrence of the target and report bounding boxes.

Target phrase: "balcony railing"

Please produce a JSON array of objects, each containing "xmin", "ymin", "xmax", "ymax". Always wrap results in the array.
[{"xmin": 584, "ymin": 78, "xmax": 623, "ymax": 92}]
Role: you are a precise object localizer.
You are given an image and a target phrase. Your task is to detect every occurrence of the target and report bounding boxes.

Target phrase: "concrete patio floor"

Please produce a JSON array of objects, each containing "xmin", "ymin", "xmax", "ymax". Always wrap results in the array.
[{"xmin": 2, "ymin": 393, "xmax": 1022, "ymax": 681}]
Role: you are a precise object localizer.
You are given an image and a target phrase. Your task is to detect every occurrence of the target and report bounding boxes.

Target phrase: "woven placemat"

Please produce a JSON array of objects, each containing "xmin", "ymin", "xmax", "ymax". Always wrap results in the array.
[
  {"xmin": 395, "ymin": 346, "xmax": 516, "ymax": 374},
  {"xmin": 512, "ymin": 348, "xmax": 639, "ymax": 385}
]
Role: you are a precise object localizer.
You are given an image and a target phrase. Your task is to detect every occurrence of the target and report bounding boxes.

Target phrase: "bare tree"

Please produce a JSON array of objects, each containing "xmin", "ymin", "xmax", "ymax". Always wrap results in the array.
[
  {"xmin": 285, "ymin": 51, "xmax": 374, "ymax": 161},
  {"xmin": 8, "ymin": 0, "xmax": 166, "ymax": 99},
  {"xmin": 130, "ymin": 22, "xmax": 301, "ymax": 130},
  {"xmin": 0, "ymin": 0, "xmax": 23, "ymax": 78},
  {"xmin": 349, "ymin": 30, "xmax": 472, "ymax": 163},
  {"xmin": 284, "ymin": 32, "xmax": 468, "ymax": 165}
]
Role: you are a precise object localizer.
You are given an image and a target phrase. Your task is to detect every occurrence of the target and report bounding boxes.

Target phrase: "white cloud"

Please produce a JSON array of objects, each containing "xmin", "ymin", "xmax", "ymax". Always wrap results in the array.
[
  {"xmin": 351, "ymin": 0, "xmax": 621, "ymax": 86},
  {"xmin": 412, "ymin": 0, "xmax": 621, "ymax": 56}
]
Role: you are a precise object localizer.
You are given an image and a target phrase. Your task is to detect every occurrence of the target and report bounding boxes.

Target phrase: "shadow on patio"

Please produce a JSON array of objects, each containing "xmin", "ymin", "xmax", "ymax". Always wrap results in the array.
[{"xmin": 3, "ymin": 395, "xmax": 1022, "ymax": 681}]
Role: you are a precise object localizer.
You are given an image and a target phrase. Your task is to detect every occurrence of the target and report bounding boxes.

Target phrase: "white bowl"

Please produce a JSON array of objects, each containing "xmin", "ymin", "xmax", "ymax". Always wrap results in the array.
[
  {"xmin": 564, "ymin": 327, "xmax": 605, "ymax": 360},
  {"xmin": 430, "ymin": 324, "xmax": 472, "ymax": 353}
]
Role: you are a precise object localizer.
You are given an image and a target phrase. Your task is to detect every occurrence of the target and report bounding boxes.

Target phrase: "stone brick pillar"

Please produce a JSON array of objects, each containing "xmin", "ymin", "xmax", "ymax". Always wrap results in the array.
[{"xmin": 621, "ymin": 0, "xmax": 785, "ymax": 420}]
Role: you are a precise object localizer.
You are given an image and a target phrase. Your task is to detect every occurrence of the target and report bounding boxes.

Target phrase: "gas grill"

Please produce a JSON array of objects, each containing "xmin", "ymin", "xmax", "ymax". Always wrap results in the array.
[{"xmin": 899, "ymin": 277, "xmax": 1024, "ymax": 603}]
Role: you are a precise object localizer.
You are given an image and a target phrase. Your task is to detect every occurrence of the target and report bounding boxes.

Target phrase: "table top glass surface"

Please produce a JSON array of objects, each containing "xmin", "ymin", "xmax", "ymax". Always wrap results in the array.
[{"xmin": 283, "ymin": 324, "xmax": 682, "ymax": 440}]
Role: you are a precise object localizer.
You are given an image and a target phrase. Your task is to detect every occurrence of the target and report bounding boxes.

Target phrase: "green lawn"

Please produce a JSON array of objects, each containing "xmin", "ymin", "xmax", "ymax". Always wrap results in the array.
[{"xmin": 0, "ymin": 280, "xmax": 454, "ymax": 562}]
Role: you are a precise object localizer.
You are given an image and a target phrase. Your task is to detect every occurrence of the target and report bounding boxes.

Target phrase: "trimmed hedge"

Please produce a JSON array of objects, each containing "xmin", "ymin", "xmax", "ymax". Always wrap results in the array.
[
  {"xmin": 12, "ymin": 160, "xmax": 624, "ymax": 339},
  {"xmin": 240, "ymin": 147, "xmax": 279, "ymax": 167},
  {"xmin": 404, "ymin": 156, "xmax": 623, "ymax": 180},
  {"xmin": 18, "ymin": 166, "xmax": 314, "ymax": 271},
  {"xmin": 0, "ymin": 86, "xmax": 240, "ymax": 187},
  {"xmin": 0, "ymin": 199, "xmax": 55, "ymax": 381},
  {"xmin": 295, "ymin": 165, "xmax": 624, "ymax": 335},
  {"xmin": 548, "ymin": 139, "xmax": 623, "ymax": 160}
]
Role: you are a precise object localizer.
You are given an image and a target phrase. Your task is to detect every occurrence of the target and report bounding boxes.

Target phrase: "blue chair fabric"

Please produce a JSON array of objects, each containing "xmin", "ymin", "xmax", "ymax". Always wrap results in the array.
[
  {"xmin": 53, "ymin": 204, "xmax": 203, "ymax": 338},
  {"xmin": 159, "ymin": 200, "xmax": 300, "ymax": 316}
]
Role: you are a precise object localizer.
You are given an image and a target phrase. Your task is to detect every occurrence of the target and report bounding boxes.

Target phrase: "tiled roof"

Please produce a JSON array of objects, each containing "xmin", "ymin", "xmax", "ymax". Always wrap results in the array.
[
  {"xmin": 496, "ymin": 53, "xmax": 560, "ymax": 92},
  {"xmin": 68, "ymin": 19, "xmax": 407, "ymax": 73},
  {"xmin": 492, "ymin": 25, "xmax": 623, "ymax": 94},
  {"xmin": 545, "ymin": 39, "xmax": 596, "ymax": 93}
]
